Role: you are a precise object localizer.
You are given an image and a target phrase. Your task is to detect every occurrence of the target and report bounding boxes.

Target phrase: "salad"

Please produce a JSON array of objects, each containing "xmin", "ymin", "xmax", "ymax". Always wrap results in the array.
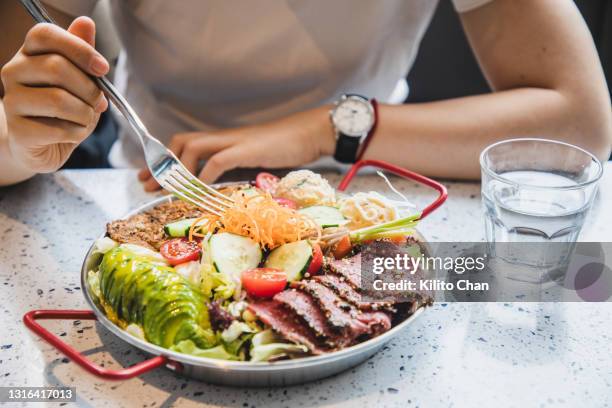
[{"xmin": 87, "ymin": 170, "xmax": 430, "ymax": 362}]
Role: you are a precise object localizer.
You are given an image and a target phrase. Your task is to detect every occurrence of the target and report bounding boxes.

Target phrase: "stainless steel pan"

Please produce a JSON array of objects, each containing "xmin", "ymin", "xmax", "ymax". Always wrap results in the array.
[{"xmin": 23, "ymin": 161, "xmax": 447, "ymax": 386}]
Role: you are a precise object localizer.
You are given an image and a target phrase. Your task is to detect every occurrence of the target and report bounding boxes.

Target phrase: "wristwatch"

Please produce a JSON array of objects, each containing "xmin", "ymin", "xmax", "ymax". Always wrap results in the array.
[{"xmin": 330, "ymin": 94, "xmax": 376, "ymax": 164}]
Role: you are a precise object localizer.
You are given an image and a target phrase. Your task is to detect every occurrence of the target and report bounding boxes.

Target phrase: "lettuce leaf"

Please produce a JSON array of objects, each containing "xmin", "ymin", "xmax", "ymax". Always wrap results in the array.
[
  {"xmin": 170, "ymin": 340, "xmax": 239, "ymax": 361},
  {"xmin": 221, "ymin": 321, "xmax": 256, "ymax": 343},
  {"xmin": 86, "ymin": 270, "xmax": 101, "ymax": 299},
  {"xmin": 227, "ymin": 301, "xmax": 248, "ymax": 318},
  {"xmin": 250, "ymin": 343, "xmax": 309, "ymax": 362},
  {"xmin": 249, "ymin": 330, "xmax": 308, "ymax": 362},
  {"xmin": 175, "ymin": 261, "xmax": 201, "ymax": 285},
  {"xmin": 92, "ymin": 237, "xmax": 118, "ymax": 255},
  {"xmin": 120, "ymin": 243, "xmax": 168, "ymax": 264},
  {"xmin": 223, "ymin": 333, "xmax": 254, "ymax": 357},
  {"xmin": 251, "ymin": 328, "xmax": 278, "ymax": 347}
]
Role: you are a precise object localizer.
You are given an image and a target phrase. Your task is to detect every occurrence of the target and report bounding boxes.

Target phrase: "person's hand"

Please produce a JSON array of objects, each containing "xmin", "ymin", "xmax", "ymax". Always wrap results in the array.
[
  {"xmin": 1, "ymin": 17, "xmax": 109, "ymax": 173},
  {"xmin": 138, "ymin": 105, "xmax": 336, "ymax": 191}
]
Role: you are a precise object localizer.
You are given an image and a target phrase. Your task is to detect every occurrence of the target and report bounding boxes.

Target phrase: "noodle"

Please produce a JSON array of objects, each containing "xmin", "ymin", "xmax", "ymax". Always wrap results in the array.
[{"xmin": 339, "ymin": 192, "xmax": 398, "ymax": 229}]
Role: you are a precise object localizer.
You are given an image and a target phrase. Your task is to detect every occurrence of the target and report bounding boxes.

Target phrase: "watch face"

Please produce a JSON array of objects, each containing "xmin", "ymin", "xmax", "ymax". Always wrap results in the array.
[{"xmin": 331, "ymin": 96, "xmax": 375, "ymax": 137}]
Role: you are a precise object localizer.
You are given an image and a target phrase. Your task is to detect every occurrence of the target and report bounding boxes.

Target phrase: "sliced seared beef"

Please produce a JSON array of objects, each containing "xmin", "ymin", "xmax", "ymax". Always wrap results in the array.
[
  {"xmin": 274, "ymin": 289, "xmax": 352, "ymax": 348},
  {"xmin": 313, "ymin": 274, "xmax": 395, "ymax": 313},
  {"xmin": 356, "ymin": 311, "xmax": 392, "ymax": 336},
  {"xmin": 247, "ymin": 299, "xmax": 329, "ymax": 354},
  {"xmin": 290, "ymin": 280, "xmax": 369, "ymax": 339},
  {"xmin": 248, "ymin": 240, "xmax": 432, "ymax": 356},
  {"xmin": 391, "ymin": 295, "xmax": 433, "ymax": 325},
  {"xmin": 324, "ymin": 254, "xmax": 362, "ymax": 288},
  {"xmin": 313, "ymin": 274, "xmax": 361, "ymax": 304},
  {"xmin": 274, "ymin": 289, "xmax": 335, "ymax": 340}
]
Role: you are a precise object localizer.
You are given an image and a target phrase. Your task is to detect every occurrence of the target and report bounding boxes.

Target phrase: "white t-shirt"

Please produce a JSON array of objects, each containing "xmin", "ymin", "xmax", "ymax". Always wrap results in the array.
[{"xmin": 45, "ymin": 0, "xmax": 493, "ymax": 168}]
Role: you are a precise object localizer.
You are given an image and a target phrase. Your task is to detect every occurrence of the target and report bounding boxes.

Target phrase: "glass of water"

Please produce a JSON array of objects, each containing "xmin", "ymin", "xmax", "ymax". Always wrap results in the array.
[{"xmin": 480, "ymin": 138, "xmax": 602, "ymax": 282}]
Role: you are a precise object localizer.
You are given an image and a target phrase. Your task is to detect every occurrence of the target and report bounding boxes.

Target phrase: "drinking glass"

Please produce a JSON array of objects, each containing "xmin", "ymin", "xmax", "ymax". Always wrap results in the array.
[{"xmin": 480, "ymin": 138, "xmax": 602, "ymax": 283}]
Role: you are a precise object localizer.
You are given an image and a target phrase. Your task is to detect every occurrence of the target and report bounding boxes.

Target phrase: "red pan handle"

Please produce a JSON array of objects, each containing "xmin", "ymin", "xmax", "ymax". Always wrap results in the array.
[
  {"xmin": 337, "ymin": 159, "xmax": 448, "ymax": 219},
  {"xmin": 23, "ymin": 310, "xmax": 173, "ymax": 380}
]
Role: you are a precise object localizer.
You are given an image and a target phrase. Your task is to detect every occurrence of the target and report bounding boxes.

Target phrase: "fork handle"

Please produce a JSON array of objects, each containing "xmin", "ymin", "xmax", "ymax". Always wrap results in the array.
[{"xmin": 19, "ymin": 0, "xmax": 151, "ymax": 142}]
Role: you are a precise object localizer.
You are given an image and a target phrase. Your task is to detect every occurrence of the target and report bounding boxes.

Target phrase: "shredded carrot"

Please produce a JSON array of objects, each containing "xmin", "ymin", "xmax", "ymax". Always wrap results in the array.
[
  {"xmin": 190, "ymin": 191, "xmax": 321, "ymax": 250},
  {"xmin": 188, "ymin": 214, "xmax": 218, "ymax": 242}
]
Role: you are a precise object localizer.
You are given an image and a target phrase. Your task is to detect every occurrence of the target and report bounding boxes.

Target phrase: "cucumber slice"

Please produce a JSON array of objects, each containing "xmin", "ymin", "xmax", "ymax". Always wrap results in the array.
[
  {"xmin": 209, "ymin": 233, "xmax": 262, "ymax": 279},
  {"xmin": 298, "ymin": 206, "xmax": 349, "ymax": 228},
  {"xmin": 264, "ymin": 240, "xmax": 313, "ymax": 282},
  {"xmin": 164, "ymin": 218, "xmax": 197, "ymax": 237},
  {"xmin": 164, "ymin": 218, "xmax": 208, "ymax": 237}
]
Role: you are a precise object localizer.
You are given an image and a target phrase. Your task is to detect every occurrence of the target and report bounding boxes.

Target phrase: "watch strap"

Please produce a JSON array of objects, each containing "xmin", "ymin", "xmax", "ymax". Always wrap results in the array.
[{"xmin": 333, "ymin": 133, "xmax": 362, "ymax": 164}]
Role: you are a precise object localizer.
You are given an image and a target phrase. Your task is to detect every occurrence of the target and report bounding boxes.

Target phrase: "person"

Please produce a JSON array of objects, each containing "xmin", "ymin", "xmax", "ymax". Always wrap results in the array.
[{"xmin": 1, "ymin": 0, "xmax": 610, "ymax": 189}]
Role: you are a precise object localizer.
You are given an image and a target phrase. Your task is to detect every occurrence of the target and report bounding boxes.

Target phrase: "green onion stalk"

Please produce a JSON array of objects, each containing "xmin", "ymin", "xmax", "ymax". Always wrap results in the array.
[{"xmin": 322, "ymin": 213, "xmax": 421, "ymax": 245}]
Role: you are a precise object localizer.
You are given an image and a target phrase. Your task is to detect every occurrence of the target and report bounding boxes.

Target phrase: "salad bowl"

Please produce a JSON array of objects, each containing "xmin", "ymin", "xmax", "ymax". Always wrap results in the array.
[{"xmin": 23, "ymin": 160, "xmax": 447, "ymax": 386}]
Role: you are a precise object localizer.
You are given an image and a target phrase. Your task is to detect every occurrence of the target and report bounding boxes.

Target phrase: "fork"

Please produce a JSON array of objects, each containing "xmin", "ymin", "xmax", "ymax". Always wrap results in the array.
[{"xmin": 20, "ymin": 0, "xmax": 233, "ymax": 216}]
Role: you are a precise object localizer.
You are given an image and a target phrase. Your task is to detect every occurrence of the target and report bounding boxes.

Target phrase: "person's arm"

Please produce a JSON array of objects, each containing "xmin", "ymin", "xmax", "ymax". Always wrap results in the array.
[
  {"xmin": 139, "ymin": 0, "xmax": 611, "ymax": 188},
  {"xmin": 0, "ymin": 3, "xmax": 108, "ymax": 186},
  {"xmin": 362, "ymin": 0, "xmax": 612, "ymax": 178}
]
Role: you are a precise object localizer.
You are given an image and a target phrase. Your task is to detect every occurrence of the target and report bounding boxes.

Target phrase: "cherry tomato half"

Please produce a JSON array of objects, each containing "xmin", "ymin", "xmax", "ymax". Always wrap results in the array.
[
  {"xmin": 255, "ymin": 172, "xmax": 280, "ymax": 193},
  {"xmin": 332, "ymin": 235, "xmax": 352, "ymax": 259},
  {"xmin": 306, "ymin": 243, "xmax": 323, "ymax": 275},
  {"xmin": 242, "ymin": 268, "xmax": 287, "ymax": 298},
  {"xmin": 274, "ymin": 197, "xmax": 298, "ymax": 210},
  {"xmin": 160, "ymin": 238, "xmax": 201, "ymax": 266}
]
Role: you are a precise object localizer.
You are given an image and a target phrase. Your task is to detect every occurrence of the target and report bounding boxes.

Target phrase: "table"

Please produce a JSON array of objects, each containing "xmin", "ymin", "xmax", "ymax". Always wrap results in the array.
[{"xmin": 1, "ymin": 167, "xmax": 611, "ymax": 407}]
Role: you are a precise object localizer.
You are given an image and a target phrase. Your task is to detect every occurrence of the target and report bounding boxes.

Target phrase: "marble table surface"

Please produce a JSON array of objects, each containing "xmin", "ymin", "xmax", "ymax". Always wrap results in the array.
[{"xmin": 0, "ymin": 166, "xmax": 611, "ymax": 408}]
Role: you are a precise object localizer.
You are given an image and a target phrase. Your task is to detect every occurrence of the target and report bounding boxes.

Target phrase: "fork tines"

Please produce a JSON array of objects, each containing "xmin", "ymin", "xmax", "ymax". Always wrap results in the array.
[{"xmin": 158, "ymin": 163, "xmax": 234, "ymax": 216}]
